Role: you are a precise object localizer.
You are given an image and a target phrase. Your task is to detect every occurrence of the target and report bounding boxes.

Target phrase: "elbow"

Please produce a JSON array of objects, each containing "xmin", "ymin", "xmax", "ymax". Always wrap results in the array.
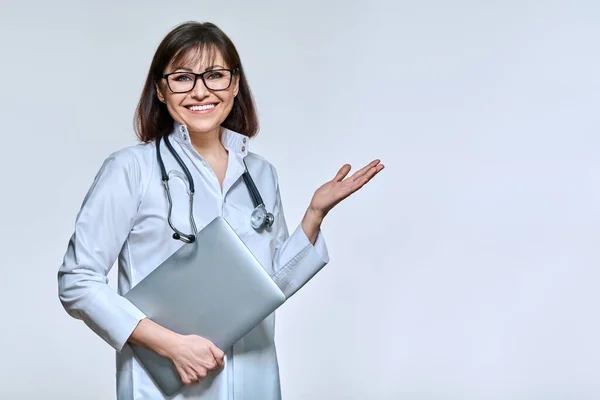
[
  {"xmin": 57, "ymin": 269, "xmax": 81, "ymax": 318},
  {"xmin": 57, "ymin": 266, "xmax": 102, "ymax": 319}
]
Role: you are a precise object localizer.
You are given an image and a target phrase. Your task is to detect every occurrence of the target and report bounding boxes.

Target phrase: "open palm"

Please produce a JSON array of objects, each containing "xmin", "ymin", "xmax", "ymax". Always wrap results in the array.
[{"xmin": 309, "ymin": 159, "xmax": 384, "ymax": 217}]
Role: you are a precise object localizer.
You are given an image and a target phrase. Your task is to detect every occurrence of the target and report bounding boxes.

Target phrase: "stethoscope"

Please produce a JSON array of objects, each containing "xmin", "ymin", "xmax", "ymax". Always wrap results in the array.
[{"xmin": 156, "ymin": 134, "xmax": 274, "ymax": 243}]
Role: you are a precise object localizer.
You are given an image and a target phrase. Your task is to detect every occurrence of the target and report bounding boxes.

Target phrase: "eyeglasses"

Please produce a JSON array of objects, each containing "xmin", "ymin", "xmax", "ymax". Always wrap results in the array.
[{"xmin": 162, "ymin": 68, "xmax": 237, "ymax": 93}]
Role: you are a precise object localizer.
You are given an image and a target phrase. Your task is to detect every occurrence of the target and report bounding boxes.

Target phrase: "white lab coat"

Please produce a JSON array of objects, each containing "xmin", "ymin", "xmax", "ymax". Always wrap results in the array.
[{"xmin": 57, "ymin": 122, "xmax": 329, "ymax": 400}]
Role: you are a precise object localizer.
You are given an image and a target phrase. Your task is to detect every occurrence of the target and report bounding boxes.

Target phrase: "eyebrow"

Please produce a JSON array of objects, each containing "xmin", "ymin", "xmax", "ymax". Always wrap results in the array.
[{"xmin": 170, "ymin": 65, "xmax": 227, "ymax": 73}]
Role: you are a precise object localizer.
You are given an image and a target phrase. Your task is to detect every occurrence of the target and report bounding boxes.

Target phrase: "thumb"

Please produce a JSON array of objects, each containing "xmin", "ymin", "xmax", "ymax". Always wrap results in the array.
[
  {"xmin": 333, "ymin": 164, "xmax": 351, "ymax": 182},
  {"xmin": 209, "ymin": 343, "xmax": 225, "ymax": 367}
]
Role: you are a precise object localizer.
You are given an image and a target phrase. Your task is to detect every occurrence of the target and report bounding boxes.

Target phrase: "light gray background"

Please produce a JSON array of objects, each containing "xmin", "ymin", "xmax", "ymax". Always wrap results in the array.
[{"xmin": 0, "ymin": 1, "xmax": 598, "ymax": 399}]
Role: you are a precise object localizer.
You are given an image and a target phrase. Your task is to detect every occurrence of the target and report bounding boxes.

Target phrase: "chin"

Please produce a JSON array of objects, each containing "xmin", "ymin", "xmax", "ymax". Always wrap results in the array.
[{"xmin": 182, "ymin": 119, "xmax": 221, "ymax": 135}]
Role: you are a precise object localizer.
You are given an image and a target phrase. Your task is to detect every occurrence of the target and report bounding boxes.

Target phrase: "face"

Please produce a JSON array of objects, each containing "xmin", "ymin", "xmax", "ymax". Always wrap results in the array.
[{"xmin": 156, "ymin": 49, "xmax": 239, "ymax": 137}]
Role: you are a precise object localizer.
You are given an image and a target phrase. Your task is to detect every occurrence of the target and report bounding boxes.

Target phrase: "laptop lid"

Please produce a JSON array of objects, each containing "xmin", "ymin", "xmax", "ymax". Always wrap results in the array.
[{"xmin": 124, "ymin": 216, "xmax": 286, "ymax": 396}]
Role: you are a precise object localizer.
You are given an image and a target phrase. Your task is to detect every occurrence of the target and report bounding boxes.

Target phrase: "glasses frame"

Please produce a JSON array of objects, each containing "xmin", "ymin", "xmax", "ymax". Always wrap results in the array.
[{"xmin": 161, "ymin": 68, "xmax": 238, "ymax": 94}]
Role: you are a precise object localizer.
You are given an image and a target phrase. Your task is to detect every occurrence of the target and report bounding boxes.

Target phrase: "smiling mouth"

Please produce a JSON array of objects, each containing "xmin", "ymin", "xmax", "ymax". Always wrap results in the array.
[{"xmin": 186, "ymin": 104, "xmax": 217, "ymax": 111}]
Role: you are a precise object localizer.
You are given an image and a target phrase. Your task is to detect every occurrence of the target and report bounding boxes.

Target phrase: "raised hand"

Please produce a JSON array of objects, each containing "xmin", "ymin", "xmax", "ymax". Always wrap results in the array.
[
  {"xmin": 308, "ymin": 159, "xmax": 384, "ymax": 219},
  {"xmin": 301, "ymin": 159, "xmax": 384, "ymax": 243}
]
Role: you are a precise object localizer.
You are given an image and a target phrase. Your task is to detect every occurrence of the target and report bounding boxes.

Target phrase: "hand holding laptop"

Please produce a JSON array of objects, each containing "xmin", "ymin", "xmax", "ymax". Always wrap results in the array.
[
  {"xmin": 129, "ymin": 317, "xmax": 225, "ymax": 386},
  {"xmin": 166, "ymin": 334, "xmax": 225, "ymax": 385}
]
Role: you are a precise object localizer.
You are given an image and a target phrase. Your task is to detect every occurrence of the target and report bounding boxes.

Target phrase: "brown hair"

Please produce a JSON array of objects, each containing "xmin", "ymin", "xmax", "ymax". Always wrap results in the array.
[{"xmin": 134, "ymin": 21, "xmax": 259, "ymax": 142}]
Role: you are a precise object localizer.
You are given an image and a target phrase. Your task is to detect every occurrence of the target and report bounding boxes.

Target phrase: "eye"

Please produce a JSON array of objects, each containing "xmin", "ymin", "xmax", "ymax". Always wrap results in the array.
[
  {"xmin": 171, "ymin": 73, "xmax": 194, "ymax": 82},
  {"xmin": 206, "ymin": 71, "xmax": 225, "ymax": 80}
]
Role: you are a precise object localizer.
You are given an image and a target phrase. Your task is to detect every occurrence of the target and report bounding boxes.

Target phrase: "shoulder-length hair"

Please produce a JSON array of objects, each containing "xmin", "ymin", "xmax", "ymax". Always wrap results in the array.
[{"xmin": 134, "ymin": 21, "xmax": 259, "ymax": 142}]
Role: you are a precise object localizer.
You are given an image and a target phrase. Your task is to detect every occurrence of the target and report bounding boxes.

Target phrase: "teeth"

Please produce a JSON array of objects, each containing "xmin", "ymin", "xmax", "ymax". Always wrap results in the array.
[{"xmin": 188, "ymin": 104, "xmax": 215, "ymax": 111}]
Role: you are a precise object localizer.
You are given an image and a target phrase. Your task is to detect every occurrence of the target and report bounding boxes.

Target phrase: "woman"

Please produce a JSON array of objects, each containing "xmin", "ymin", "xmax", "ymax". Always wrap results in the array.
[{"xmin": 58, "ymin": 21, "xmax": 383, "ymax": 400}]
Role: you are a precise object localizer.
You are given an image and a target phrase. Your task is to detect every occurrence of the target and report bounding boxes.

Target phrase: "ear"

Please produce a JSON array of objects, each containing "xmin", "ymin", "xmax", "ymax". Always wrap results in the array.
[
  {"xmin": 233, "ymin": 73, "xmax": 240, "ymax": 97},
  {"xmin": 155, "ymin": 82, "xmax": 166, "ymax": 103}
]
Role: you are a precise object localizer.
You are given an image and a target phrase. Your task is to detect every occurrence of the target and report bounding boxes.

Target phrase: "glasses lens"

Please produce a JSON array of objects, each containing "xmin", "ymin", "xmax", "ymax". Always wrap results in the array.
[
  {"xmin": 204, "ymin": 70, "xmax": 232, "ymax": 91},
  {"xmin": 167, "ymin": 73, "xmax": 196, "ymax": 93}
]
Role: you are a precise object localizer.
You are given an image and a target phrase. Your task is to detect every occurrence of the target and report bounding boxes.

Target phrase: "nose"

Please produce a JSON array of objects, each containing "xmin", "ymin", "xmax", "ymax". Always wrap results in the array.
[{"xmin": 191, "ymin": 76, "xmax": 209, "ymax": 99}]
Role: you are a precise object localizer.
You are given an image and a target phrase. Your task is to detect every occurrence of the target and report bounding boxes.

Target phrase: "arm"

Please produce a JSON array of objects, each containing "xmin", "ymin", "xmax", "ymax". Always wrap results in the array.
[
  {"xmin": 269, "ymin": 167, "xmax": 330, "ymax": 299},
  {"xmin": 57, "ymin": 150, "xmax": 224, "ymax": 384},
  {"xmin": 128, "ymin": 318, "xmax": 179, "ymax": 357},
  {"xmin": 301, "ymin": 207, "xmax": 325, "ymax": 245},
  {"xmin": 270, "ymin": 160, "xmax": 384, "ymax": 298},
  {"xmin": 57, "ymin": 152, "xmax": 147, "ymax": 352}
]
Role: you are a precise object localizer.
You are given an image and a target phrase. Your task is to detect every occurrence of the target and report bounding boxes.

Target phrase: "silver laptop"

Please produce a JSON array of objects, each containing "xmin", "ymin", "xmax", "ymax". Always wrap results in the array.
[{"xmin": 124, "ymin": 216, "xmax": 286, "ymax": 396}]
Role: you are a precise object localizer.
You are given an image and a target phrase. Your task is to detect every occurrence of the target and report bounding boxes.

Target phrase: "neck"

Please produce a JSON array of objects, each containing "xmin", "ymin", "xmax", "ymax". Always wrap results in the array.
[{"xmin": 188, "ymin": 126, "xmax": 227, "ymax": 159}]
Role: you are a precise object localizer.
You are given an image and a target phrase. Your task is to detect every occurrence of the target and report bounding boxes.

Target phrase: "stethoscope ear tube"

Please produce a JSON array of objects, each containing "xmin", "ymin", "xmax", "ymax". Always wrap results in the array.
[
  {"xmin": 157, "ymin": 135, "xmax": 198, "ymax": 243},
  {"xmin": 156, "ymin": 136, "xmax": 169, "ymax": 182},
  {"xmin": 164, "ymin": 134, "xmax": 195, "ymax": 193},
  {"xmin": 242, "ymin": 160, "xmax": 275, "ymax": 229},
  {"xmin": 242, "ymin": 159, "xmax": 267, "ymax": 207},
  {"xmin": 242, "ymin": 172, "xmax": 262, "ymax": 206}
]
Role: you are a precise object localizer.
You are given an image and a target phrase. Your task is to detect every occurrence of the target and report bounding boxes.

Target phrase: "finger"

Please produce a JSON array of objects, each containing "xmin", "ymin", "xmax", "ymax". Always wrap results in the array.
[
  {"xmin": 214, "ymin": 353, "xmax": 225, "ymax": 368},
  {"xmin": 204, "ymin": 357, "xmax": 218, "ymax": 370},
  {"xmin": 361, "ymin": 163, "xmax": 384, "ymax": 183},
  {"xmin": 180, "ymin": 368, "xmax": 195, "ymax": 386},
  {"xmin": 209, "ymin": 345, "xmax": 226, "ymax": 368},
  {"xmin": 333, "ymin": 164, "xmax": 352, "ymax": 182},
  {"xmin": 188, "ymin": 365, "xmax": 206, "ymax": 384},
  {"xmin": 180, "ymin": 372, "xmax": 192, "ymax": 385},
  {"xmin": 352, "ymin": 164, "xmax": 384, "ymax": 189},
  {"xmin": 176, "ymin": 364, "xmax": 190, "ymax": 384},
  {"xmin": 350, "ymin": 159, "xmax": 381, "ymax": 181}
]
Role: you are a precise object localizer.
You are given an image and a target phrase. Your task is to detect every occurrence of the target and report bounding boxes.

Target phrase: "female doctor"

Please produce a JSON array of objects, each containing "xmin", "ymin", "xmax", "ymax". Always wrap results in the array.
[{"xmin": 57, "ymin": 21, "xmax": 384, "ymax": 400}]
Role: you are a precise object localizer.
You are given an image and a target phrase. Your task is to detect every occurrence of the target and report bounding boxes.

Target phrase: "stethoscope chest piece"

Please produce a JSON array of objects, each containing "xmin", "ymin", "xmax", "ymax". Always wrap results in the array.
[{"xmin": 250, "ymin": 205, "xmax": 275, "ymax": 230}]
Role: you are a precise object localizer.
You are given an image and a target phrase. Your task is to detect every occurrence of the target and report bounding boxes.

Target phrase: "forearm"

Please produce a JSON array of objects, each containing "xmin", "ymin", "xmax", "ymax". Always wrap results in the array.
[
  {"xmin": 128, "ymin": 318, "xmax": 179, "ymax": 358},
  {"xmin": 301, "ymin": 207, "xmax": 325, "ymax": 245}
]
